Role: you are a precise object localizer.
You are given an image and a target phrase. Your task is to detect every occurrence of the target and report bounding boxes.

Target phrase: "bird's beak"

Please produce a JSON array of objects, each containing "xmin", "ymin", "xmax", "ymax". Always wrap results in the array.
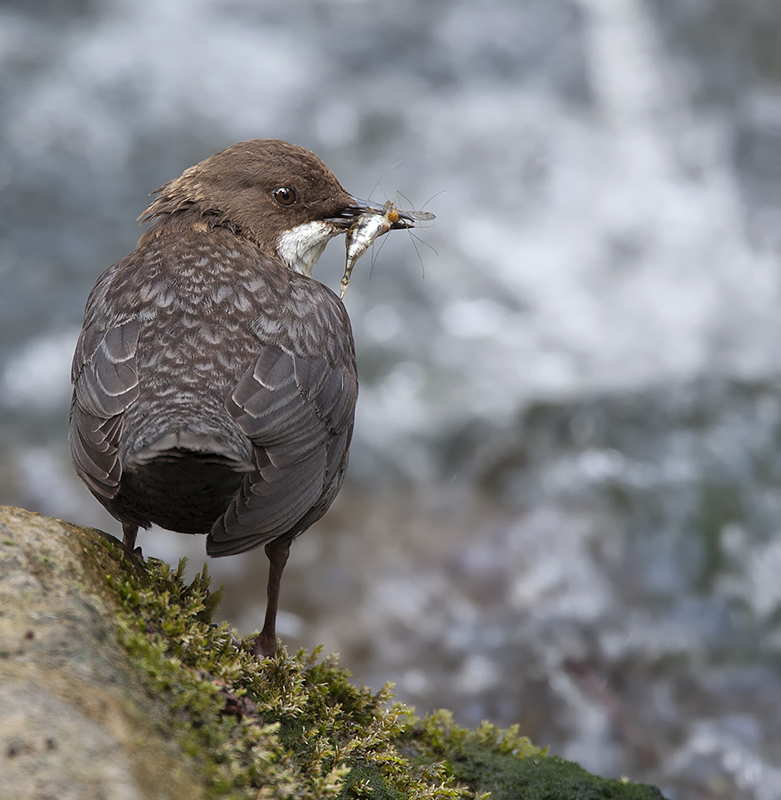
[{"xmin": 326, "ymin": 197, "xmax": 415, "ymax": 231}]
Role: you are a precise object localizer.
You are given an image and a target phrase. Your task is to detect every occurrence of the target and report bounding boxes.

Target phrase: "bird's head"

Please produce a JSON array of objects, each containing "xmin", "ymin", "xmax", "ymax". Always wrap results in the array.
[{"xmin": 140, "ymin": 139, "xmax": 409, "ymax": 276}]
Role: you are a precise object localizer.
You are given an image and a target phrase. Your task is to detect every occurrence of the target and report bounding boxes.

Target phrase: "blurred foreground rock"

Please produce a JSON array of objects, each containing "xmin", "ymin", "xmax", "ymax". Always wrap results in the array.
[
  {"xmin": 0, "ymin": 505, "xmax": 665, "ymax": 799},
  {"xmin": 0, "ymin": 506, "xmax": 202, "ymax": 800}
]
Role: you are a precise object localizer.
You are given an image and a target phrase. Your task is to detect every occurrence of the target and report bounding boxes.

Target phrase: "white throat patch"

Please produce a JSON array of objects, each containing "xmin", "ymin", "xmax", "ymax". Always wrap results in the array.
[{"xmin": 276, "ymin": 220, "xmax": 340, "ymax": 277}]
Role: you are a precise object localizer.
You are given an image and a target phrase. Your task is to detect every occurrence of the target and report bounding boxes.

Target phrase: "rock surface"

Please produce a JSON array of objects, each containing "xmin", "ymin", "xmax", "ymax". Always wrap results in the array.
[
  {"xmin": 0, "ymin": 505, "xmax": 665, "ymax": 799},
  {"xmin": 0, "ymin": 506, "xmax": 201, "ymax": 800}
]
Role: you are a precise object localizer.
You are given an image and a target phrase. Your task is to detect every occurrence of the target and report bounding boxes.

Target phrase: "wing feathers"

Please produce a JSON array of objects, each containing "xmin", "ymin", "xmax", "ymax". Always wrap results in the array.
[
  {"xmin": 69, "ymin": 320, "xmax": 140, "ymax": 499},
  {"xmin": 69, "ymin": 404, "xmax": 124, "ymax": 497},
  {"xmin": 74, "ymin": 320, "xmax": 140, "ymax": 419},
  {"xmin": 208, "ymin": 344, "xmax": 356, "ymax": 555}
]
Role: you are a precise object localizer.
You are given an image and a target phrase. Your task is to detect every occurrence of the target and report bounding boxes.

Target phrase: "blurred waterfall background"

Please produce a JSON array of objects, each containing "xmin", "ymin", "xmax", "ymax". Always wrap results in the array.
[{"xmin": 3, "ymin": 1, "xmax": 781, "ymax": 797}]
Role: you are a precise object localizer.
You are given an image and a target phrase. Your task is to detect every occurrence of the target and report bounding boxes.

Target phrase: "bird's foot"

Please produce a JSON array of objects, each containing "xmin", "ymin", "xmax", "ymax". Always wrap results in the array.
[{"xmin": 252, "ymin": 631, "xmax": 278, "ymax": 659}]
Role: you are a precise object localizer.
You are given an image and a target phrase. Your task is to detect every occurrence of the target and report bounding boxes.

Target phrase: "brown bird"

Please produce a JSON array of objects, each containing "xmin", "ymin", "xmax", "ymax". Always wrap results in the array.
[{"xmin": 69, "ymin": 139, "xmax": 410, "ymax": 657}]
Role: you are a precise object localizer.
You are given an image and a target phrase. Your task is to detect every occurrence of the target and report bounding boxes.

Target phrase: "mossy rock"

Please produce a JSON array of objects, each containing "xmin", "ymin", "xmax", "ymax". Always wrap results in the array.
[{"xmin": 0, "ymin": 505, "xmax": 665, "ymax": 799}]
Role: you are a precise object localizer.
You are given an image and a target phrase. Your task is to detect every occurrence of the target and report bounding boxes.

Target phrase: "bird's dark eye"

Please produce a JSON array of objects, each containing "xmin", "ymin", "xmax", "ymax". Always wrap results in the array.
[{"xmin": 272, "ymin": 187, "xmax": 297, "ymax": 206}]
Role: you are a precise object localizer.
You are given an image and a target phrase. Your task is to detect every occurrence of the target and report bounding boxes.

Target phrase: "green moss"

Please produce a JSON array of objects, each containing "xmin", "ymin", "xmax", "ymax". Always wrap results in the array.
[
  {"xmin": 449, "ymin": 744, "xmax": 662, "ymax": 800},
  {"xmin": 83, "ymin": 535, "xmax": 664, "ymax": 800},
  {"xmin": 400, "ymin": 712, "xmax": 664, "ymax": 800}
]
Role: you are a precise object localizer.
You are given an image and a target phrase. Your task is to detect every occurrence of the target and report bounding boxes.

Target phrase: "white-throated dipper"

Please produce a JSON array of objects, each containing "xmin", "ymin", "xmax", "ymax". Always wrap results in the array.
[{"xmin": 69, "ymin": 139, "xmax": 412, "ymax": 657}]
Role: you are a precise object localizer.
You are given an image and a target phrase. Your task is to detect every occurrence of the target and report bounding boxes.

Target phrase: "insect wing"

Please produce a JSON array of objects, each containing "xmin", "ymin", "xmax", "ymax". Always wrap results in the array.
[{"xmin": 407, "ymin": 210, "xmax": 436, "ymax": 222}]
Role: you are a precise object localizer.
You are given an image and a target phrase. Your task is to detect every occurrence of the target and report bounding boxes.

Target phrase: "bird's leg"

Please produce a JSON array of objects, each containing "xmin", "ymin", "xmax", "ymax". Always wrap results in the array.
[
  {"xmin": 122, "ymin": 522, "xmax": 140, "ymax": 558},
  {"xmin": 118, "ymin": 522, "xmax": 149, "ymax": 583},
  {"xmin": 253, "ymin": 537, "xmax": 291, "ymax": 658}
]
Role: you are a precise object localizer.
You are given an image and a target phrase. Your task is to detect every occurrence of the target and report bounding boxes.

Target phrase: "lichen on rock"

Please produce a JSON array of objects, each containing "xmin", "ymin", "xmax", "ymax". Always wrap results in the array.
[{"xmin": 0, "ymin": 505, "xmax": 665, "ymax": 799}]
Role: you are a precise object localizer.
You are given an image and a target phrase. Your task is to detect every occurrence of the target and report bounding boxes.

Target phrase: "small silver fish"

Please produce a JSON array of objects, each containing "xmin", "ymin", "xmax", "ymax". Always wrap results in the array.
[{"xmin": 339, "ymin": 201, "xmax": 435, "ymax": 300}]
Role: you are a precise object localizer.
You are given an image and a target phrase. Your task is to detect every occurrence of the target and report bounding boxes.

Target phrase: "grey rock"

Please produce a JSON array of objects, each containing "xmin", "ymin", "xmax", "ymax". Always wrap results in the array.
[{"xmin": 0, "ymin": 505, "xmax": 202, "ymax": 800}]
